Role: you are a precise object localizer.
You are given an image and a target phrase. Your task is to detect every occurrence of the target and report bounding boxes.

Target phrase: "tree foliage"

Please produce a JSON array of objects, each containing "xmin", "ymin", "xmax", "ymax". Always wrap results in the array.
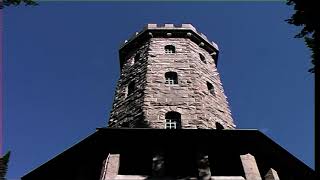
[
  {"xmin": 286, "ymin": 0, "xmax": 320, "ymax": 73},
  {"xmin": 0, "ymin": 0, "xmax": 37, "ymax": 9},
  {"xmin": 0, "ymin": 151, "xmax": 11, "ymax": 180}
]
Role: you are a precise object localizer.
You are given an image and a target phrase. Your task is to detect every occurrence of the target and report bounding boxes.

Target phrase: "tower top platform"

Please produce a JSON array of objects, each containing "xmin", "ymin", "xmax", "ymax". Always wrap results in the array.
[{"xmin": 119, "ymin": 24, "xmax": 220, "ymax": 66}]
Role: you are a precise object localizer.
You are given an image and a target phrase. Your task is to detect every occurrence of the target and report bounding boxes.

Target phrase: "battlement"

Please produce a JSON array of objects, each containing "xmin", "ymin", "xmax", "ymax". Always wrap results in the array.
[
  {"xmin": 121, "ymin": 23, "xmax": 219, "ymax": 51},
  {"xmin": 144, "ymin": 24, "xmax": 208, "ymax": 42},
  {"xmin": 144, "ymin": 23, "xmax": 197, "ymax": 32}
]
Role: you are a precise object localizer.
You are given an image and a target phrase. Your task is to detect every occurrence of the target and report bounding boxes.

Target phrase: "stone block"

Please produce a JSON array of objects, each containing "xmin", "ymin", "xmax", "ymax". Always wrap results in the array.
[
  {"xmin": 100, "ymin": 154, "xmax": 120, "ymax": 180},
  {"xmin": 147, "ymin": 24, "xmax": 157, "ymax": 28},
  {"xmin": 240, "ymin": 153, "xmax": 262, "ymax": 180},
  {"xmin": 164, "ymin": 24, "xmax": 174, "ymax": 28},
  {"xmin": 264, "ymin": 168, "xmax": 280, "ymax": 180}
]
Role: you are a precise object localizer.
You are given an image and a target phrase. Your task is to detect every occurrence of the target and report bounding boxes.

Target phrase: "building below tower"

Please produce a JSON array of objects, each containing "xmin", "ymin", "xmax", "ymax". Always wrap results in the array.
[{"xmin": 22, "ymin": 129, "xmax": 315, "ymax": 180}]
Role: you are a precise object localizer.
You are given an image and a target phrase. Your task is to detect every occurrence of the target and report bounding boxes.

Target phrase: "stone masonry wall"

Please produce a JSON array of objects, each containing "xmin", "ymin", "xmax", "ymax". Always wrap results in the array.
[
  {"xmin": 143, "ymin": 38, "xmax": 235, "ymax": 129},
  {"xmin": 108, "ymin": 41, "xmax": 150, "ymax": 128}
]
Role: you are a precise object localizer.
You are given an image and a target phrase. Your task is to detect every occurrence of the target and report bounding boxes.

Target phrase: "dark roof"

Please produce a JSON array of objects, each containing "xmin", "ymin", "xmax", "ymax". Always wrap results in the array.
[{"xmin": 22, "ymin": 128, "xmax": 315, "ymax": 180}]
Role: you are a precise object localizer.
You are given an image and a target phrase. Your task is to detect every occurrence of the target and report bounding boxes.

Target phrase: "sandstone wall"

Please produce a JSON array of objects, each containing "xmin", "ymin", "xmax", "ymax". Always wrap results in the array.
[
  {"xmin": 108, "ymin": 37, "xmax": 234, "ymax": 129},
  {"xmin": 108, "ymin": 41, "xmax": 149, "ymax": 127},
  {"xmin": 143, "ymin": 38, "xmax": 234, "ymax": 129}
]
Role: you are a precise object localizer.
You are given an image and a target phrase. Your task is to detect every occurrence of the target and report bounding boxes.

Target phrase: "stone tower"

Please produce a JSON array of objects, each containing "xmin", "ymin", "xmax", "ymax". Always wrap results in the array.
[
  {"xmin": 22, "ymin": 23, "xmax": 316, "ymax": 180},
  {"xmin": 108, "ymin": 24, "xmax": 235, "ymax": 129}
]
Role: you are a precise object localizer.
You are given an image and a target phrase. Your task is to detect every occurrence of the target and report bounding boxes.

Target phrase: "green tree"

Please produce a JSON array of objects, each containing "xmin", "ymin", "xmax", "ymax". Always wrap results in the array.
[
  {"xmin": 0, "ymin": 152, "xmax": 11, "ymax": 180},
  {"xmin": 286, "ymin": 0, "xmax": 319, "ymax": 175}
]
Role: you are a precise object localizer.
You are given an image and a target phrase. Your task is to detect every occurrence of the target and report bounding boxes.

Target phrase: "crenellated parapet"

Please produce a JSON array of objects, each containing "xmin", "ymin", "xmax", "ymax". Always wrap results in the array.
[
  {"xmin": 123, "ymin": 24, "xmax": 219, "ymax": 49},
  {"xmin": 119, "ymin": 24, "xmax": 220, "ymax": 69}
]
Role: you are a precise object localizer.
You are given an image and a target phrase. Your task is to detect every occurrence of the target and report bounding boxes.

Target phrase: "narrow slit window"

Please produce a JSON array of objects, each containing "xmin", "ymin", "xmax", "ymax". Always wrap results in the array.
[
  {"xmin": 207, "ymin": 82, "xmax": 215, "ymax": 95},
  {"xmin": 165, "ymin": 72, "xmax": 178, "ymax": 85},
  {"xmin": 133, "ymin": 53, "xmax": 140, "ymax": 64},
  {"xmin": 165, "ymin": 45, "xmax": 175, "ymax": 54},
  {"xmin": 216, "ymin": 122, "xmax": 224, "ymax": 130},
  {"xmin": 127, "ymin": 81, "xmax": 135, "ymax": 96},
  {"xmin": 165, "ymin": 111, "xmax": 181, "ymax": 129},
  {"xmin": 199, "ymin": 53, "xmax": 206, "ymax": 63}
]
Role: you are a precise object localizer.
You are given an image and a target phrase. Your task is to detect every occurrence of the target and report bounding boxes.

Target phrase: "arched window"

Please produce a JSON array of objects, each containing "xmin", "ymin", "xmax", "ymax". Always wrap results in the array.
[
  {"xmin": 164, "ymin": 45, "xmax": 175, "ymax": 54},
  {"xmin": 215, "ymin": 122, "xmax": 224, "ymax": 130},
  {"xmin": 165, "ymin": 111, "xmax": 181, "ymax": 129},
  {"xmin": 199, "ymin": 53, "xmax": 206, "ymax": 63},
  {"xmin": 127, "ymin": 81, "xmax": 135, "ymax": 97},
  {"xmin": 165, "ymin": 72, "xmax": 178, "ymax": 84},
  {"xmin": 207, "ymin": 82, "xmax": 215, "ymax": 95}
]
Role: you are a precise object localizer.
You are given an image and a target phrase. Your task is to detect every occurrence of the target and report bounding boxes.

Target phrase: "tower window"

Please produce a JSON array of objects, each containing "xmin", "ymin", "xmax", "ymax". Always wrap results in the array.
[
  {"xmin": 165, "ymin": 111, "xmax": 181, "ymax": 129},
  {"xmin": 133, "ymin": 53, "xmax": 140, "ymax": 65},
  {"xmin": 165, "ymin": 72, "xmax": 178, "ymax": 85},
  {"xmin": 207, "ymin": 82, "xmax": 215, "ymax": 95},
  {"xmin": 164, "ymin": 45, "xmax": 175, "ymax": 54},
  {"xmin": 127, "ymin": 81, "xmax": 135, "ymax": 97},
  {"xmin": 199, "ymin": 53, "xmax": 206, "ymax": 63},
  {"xmin": 215, "ymin": 122, "xmax": 224, "ymax": 130}
]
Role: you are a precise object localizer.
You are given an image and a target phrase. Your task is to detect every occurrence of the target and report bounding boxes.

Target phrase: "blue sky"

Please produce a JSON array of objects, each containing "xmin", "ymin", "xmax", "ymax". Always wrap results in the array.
[{"xmin": 2, "ymin": 2, "xmax": 314, "ymax": 179}]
